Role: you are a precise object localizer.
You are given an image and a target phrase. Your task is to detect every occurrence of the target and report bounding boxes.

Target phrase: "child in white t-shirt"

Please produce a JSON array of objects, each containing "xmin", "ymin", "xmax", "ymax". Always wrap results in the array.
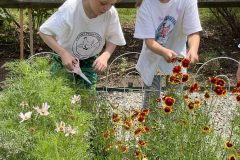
[
  {"xmin": 134, "ymin": 0, "xmax": 202, "ymax": 107},
  {"xmin": 39, "ymin": 0, "xmax": 126, "ymax": 89}
]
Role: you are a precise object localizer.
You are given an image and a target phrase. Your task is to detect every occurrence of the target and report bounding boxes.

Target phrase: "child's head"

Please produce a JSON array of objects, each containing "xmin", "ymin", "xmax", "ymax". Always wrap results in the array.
[{"xmin": 88, "ymin": 0, "xmax": 120, "ymax": 17}]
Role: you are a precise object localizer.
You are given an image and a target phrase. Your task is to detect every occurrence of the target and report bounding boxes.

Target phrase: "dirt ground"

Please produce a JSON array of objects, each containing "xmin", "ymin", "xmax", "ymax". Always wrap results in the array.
[{"xmin": 0, "ymin": 23, "xmax": 240, "ymax": 90}]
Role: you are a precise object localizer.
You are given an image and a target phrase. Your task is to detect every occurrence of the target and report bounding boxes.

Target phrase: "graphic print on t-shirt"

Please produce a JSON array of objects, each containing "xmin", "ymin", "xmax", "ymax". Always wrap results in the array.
[
  {"xmin": 72, "ymin": 32, "xmax": 102, "ymax": 59},
  {"xmin": 155, "ymin": 16, "xmax": 176, "ymax": 46}
]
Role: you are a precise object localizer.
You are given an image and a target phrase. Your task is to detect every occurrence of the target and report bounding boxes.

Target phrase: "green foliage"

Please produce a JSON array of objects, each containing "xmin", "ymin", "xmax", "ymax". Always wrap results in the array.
[
  {"xmin": 117, "ymin": 8, "xmax": 137, "ymax": 26},
  {"xmin": 0, "ymin": 57, "xmax": 92, "ymax": 159},
  {"xmin": 144, "ymin": 91, "xmax": 223, "ymax": 160}
]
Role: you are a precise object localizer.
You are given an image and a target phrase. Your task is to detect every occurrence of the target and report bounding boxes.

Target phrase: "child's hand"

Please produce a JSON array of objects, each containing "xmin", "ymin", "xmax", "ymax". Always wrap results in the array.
[
  {"xmin": 92, "ymin": 52, "xmax": 109, "ymax": 73},
  {"xmin": 187, "ymin": 51, "xmax": 199, "ymax": 64},
  {"xmin": 60, "ymin": 52, "xmax": 78, "ymax": 71},
  {"xmin": 162, "ymin": 48, "xmax": 178, "ymax": 63}
]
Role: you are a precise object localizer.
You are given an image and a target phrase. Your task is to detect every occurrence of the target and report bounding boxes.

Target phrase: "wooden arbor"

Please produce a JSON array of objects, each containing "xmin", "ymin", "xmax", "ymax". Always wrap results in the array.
[{"xmin": 0, "ymin": 0, "xmax": 240, "ymax": 59}]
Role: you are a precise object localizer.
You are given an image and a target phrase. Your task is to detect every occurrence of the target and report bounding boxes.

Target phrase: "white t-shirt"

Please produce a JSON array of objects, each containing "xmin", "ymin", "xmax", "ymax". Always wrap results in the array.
[
  {"xmin": 134, "ymin": 0, "xmax": 202, "ymax": 86},
  {"xmin": 40, "ymin": 0, "xmax": 126, "ymax": 59}
]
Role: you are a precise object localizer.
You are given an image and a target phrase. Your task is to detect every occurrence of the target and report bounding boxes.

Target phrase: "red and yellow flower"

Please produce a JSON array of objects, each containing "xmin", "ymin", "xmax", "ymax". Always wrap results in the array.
[
  {"xmin": 163, "ymin": 96, "xmax": 175, "ymax": 107},
  {"xmin": 228, "ymin": 154, "xmax": 237, "ymax": 160},
  {"xmin": 187, "ymin": 102, "xmax": 195, "ymax": 110},
  {"xmin": 119, "ymin": 144, "xmax": 129, "ymax": 153},
  {"xmin": 225, "ymin": 141, "xmax": 234, "ymax": 149},
  {"xmin": 214, "ymin": 85, "xmax": 227, "ymax": 96},
  {"xmin": 169, "ymin": 75, "xmax": 181, "ymax": 84},
  {"xmin": 202, "ymin": 126, "xmax": 211, "ymax": 133},
  {"xmin": 173, "ymin": 65, "xmax": 182, "ymax": 74},
  {"xmin": 163, "ymin": 106, "xmax": 173, "ymax": 113},
  {"xmin": 181, "ymin": 58, "xmax": 190, "ymax": 68},
  {"xmin": 112, "ymin": 113, "xmax": 121, "ymax": 123},
  {"xmin": 209, "ymin": 77, "xmax": 217, "ymax": 85},
  {"xmin": 204, "ymin": 92, "xmax": 210, "ymax": 99},
  {"xmin": 123, "ymin": 119, "xmax": 132, "ymax": 130},
  {"xmin": 216, "ymin": 78, "xmax": 226, "ymax": 87},
  {"xmin": 236, "ymin": 95, "xmax": 240, "ymax": 102},
  {"xmin": 189, "ymin": 83, "xmax": 200, "ymax": 93},
  {"xmin": 134, "ymin": 127, "xmax": 142, "ymax": 136},
  {"xmin": 138, "ymin": 140, "xmax": 147, "ymax": 147},
  {"xmin": 182, "ymin": 74, "xmax": 190, "ymax": 83}
]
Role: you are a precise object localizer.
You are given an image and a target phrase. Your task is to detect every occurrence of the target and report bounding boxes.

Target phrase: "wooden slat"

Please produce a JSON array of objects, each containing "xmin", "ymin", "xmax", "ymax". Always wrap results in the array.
[
  {"xmin": 0, "ymin": 0, "xmax": 240, "ymax": 8},
  {"xmin": 19, "ymin": 9, "xmax": 24, "ymax": 59},
  {"xmin": 28, "ymin": 8, "xmax": 34, "ymax": 56}
]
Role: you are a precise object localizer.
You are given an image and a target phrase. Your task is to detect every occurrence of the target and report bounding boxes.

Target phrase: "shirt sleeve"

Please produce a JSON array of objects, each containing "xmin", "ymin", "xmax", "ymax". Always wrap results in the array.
[
  {"xmin": 134, "ymin": 0, "xmax": 155, "ymax": 39},
  {"xmin": 182, "ymin": 0, "xmax": 202, "ymax": 35},
  {"xmin": 39, "ymin": 9, "xmax": 71, "ymax": 40},
  {"xmin": 106, "ymin": 7, "xmax": 126, "ymax": 46}
]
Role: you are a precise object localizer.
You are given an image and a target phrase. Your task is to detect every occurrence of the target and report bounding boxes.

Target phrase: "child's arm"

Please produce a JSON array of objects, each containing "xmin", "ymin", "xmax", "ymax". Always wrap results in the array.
[
  {"xmin": 39, "ymin": 32, "xmax": 77, "ymax": 71},
  {"xmin": 92, "ymin": 41, "xmax": 116, "ymax": 73},
  {"xmin": 237, "ymin": 64, "xmax": 240, "ymax": 81},
  {"xmin": 187, "ymin": 32, "xmax": 200, "ymax": 64},
  {"xmin": 145, "ymin": 38, "xmax": 177, "ymax": 63}
]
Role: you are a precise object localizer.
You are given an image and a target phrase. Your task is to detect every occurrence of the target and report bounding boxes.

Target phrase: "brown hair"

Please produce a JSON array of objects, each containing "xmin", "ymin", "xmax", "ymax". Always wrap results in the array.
[{"xmin": 135, "ymin": 0, "xmax": 143, "ymax": 7}]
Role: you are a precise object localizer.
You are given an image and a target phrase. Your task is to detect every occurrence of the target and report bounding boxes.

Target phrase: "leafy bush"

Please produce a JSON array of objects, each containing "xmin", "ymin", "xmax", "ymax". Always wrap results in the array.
[
  {"xmin": 101, "ymin": 58, "xmax": 240, "ymax": 160},
  {"xmin": 0, "ymin": 57, "xmax": 92, "ymax": 159}
]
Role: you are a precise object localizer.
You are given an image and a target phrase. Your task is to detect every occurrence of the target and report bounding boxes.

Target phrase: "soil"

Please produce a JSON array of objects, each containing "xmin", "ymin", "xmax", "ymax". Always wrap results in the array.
[{"xmin": 0, "ymin": 23, "xmax": 240, "ymax": 90}]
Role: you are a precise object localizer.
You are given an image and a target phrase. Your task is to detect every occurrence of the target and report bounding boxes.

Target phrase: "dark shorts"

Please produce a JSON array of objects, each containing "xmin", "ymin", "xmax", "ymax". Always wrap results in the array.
[{"xmin": 51, "ymin": 55, "xmax": 97, "ymax": 91}]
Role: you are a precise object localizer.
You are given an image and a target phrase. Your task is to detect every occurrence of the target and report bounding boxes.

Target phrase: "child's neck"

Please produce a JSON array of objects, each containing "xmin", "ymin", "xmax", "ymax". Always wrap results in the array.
[
  {"xmin": 82, "ymin": 0, "xmax": 97, "ymax": 19},
  {"xmin": 159, "ymin": 0, "xmax": 170, "ymax": 3}
]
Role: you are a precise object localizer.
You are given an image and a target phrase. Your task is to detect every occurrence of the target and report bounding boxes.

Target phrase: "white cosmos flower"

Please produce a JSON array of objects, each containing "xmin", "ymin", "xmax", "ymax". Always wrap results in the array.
[
  {"xmin": 34, "ymin": 102, "xmax": 50, "ymax": 116},
  {"xmin": 55, "ymin": 121, "xmax": 66, "ymax": 133},
  {"xmin": 71, "ymin": 95, "xmax": 81, "ymax": 104},
  {"xmin": 65, "ymin": 125, "xmax": 77, "ymax": 137},
  {"xmin": 20, "ymin": 101, "xmax": 28, "ymax": 107},
  {"xmin": 19, "ymin": 111, "xmax": 32, "ymax": 123}
]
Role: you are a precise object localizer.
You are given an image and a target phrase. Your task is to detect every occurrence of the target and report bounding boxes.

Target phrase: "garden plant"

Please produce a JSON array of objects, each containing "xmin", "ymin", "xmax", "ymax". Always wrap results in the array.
[{"xmin": 0, "ymin": 56, "xmax": 239, "ymax": 160}]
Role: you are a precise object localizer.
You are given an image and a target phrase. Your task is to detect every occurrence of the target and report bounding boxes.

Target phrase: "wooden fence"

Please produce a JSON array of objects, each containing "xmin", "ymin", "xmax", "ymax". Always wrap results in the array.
[
  {"xmin": 0, "ymin": 0, "xmax": 239, "ymax": 59},
  {"xmin": 0, "ymin": 0, "xmax": 240, "ymax": 8}
]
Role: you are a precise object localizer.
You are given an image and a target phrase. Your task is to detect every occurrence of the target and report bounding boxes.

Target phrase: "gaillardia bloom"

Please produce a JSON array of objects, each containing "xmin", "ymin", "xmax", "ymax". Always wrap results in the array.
[
  {"xmin": 187, "ymin": 102, "xmax": 195, "ymax": 110},
  {"xmin": 181, "ymin": 58, "xmax": 190, "ymax": 68},
  {"xmin": 225, "ymin": 141, "xmax": 234, "ymax": 149},
  {"xmin": 163, "ymin": 96, "xmax": 175, "ymax": 107},
  {"xmin": 131, "ymin": 110, "xmax": 140, "ymax": 119},
  {"xmin": 134, "ymin": 149, "xmax": 141, "ymax": 158},
  {"xmin": 189, "ymin": 83, "xmax": 200, "ymax": 93},
  {"xmin": 202, "ymin": 126, "xmax": 211, "ymax": 133},
  {"xmin": 103, "ymin": 131, "xmax": 110, "ymax": 139},
  {"xmin": 134, "ymin": 127, "xmax": 142, "ymax": 136},
  {"xmin": 214, "ymin": 85, "xmax": 227, "ymax": 96},
  {"xmin": 232, "ymin": 87, "xmax": 240, "ymax": 94},
  {"xmin": 124, "ymin": 119, "xmax": 132, "ymax": 130},
  {"xmin": 138, "ymin": 140, "xmax": 146, "ymax": 147},
  {"xmin": 204, "ymin": 92, "xmax": 210, "ymax": 99},
  {"xmin": 228, "ymin": 154, "xmax": 237, "ymax": 160},
  {"xmin": 142, "ymin": 125, "xmax": 150, "ymax": 133},
  {"xmin": 169, "ymin": 75, "xmax": 181, "ymax": 84},
  {"xmin": 216, "ymin": 78, "xmax": 226, "ymax": 87},
  {"xmin": 236, "ymin": 95, "xmax": 240, "ymax": 102},
  {"xmin": 173, "ymin": 65, "xmax": 182, "ymax": 74},
  {"xmin": 209, "ymin": 77, "xmax": 217, "ymax": 85},
  {"xmin": 138, "ymin": 116, "xmax": 145, "ymax": 123},
  {"xmin": 182, "ymin": 74, "xmax": 189, "ymax": 83},
  {"xmin": 119, "ymin": 145, "xmax": 129, "ymax": 153},
  {"xmin": 112, "ymin": 113, "xmax": 121, "ymax": 123},
  {"xmin": 164, "ymin": 106, "xmax": 173, "ymax": 113},
  {"xmin": 237, "ymin": 80, "xmax": 240, "ymax": 88},
  {"xmin": 141, "ymin": 108, "xmax": 150, "ymax": 116}
]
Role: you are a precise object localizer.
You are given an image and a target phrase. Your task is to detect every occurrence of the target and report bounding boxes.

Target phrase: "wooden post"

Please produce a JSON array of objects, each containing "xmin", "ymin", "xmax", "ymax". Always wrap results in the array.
[
  {"xmin": 28, "ymin": 8, "xmax": 34, "ymax": 56},
  {"xmin": 19, "ymin": 9, "xmax": 24, "ymax": 59}
]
